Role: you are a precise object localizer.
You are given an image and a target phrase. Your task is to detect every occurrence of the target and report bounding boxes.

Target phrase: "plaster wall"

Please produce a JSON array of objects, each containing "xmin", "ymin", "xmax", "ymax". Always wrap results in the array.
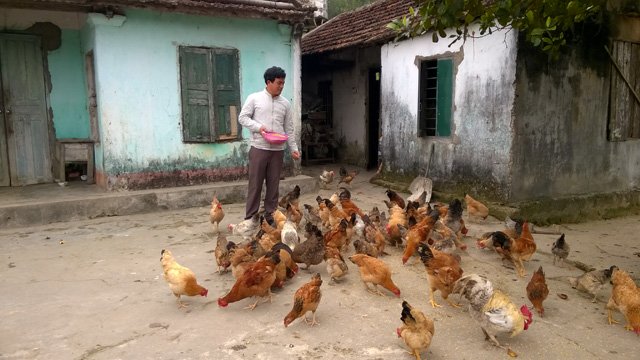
[{"xmin": 380, "ymin": 26, "xmax": 518, "ymax": 199}]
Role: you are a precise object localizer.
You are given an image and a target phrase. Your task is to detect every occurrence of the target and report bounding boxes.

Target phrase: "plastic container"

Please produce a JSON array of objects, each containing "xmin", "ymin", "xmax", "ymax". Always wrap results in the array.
[{"xmin": 261, "ymin": 131, "xmax": 288, "ymax": 144}]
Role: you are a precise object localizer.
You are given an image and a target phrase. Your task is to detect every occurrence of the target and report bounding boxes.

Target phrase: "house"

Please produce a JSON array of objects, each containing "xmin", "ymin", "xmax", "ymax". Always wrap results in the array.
[
  {"xmin": 302, "ymin": 0, "xmax": 640, "ymax": 220},
  {"xmin": 0, "ymin": 0, "xmax": 314, "ymax": 190}
]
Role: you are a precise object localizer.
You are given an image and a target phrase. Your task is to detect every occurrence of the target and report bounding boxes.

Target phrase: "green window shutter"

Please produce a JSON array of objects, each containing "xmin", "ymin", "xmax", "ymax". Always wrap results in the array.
[
  {"xmin": 436, "ymin": 58, "xmax": 453, "ymax": 137},
  {"xmin": 213, "ymin": 49, "xmax": 241, "ymax": 140},
  {"xmin": 180, "ymin": 47, "xmax": 214, "ymax": 142}
]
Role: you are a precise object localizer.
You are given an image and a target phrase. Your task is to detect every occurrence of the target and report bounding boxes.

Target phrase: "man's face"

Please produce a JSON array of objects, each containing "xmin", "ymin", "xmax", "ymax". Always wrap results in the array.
[{"xmin": 266, "ymin": 77, "xmax": 285, "ymax": 97}]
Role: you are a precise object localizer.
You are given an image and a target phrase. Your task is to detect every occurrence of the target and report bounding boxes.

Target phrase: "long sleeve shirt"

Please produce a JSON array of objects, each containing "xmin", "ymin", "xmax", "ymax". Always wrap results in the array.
[{"xmin": 238, "ymin": 89, "xmax": 298, "ymax": 153}]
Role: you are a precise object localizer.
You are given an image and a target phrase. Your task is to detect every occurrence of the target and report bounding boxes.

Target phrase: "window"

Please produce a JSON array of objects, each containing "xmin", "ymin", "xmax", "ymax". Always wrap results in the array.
[
  {"xmin": 179, "ymin": 46, "xmax": 241, "ymax": 142},
  {"xmin": 418, "ymin": 58, "xmax": 453, "ymax": 137},
  {"xmin": 608, "ymin": 40, "xmax": 640, "ymax": 141}
]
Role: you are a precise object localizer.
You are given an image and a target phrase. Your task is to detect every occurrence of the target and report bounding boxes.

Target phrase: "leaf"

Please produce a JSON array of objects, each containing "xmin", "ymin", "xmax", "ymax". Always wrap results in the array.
[
  {"xmin": 531, "ymin": 28, "xmax": 545, "ymax": 36},
  {"xmin": 432, "ymin": 32, "xmax": 439, "ymax": 43},
  {"xmin": 438, "ymin": 28, "xmax": 447, "ymax": 38},
  {"xmin": 526, "ymin": 10, "xmax": 534, "ymax": 23}
]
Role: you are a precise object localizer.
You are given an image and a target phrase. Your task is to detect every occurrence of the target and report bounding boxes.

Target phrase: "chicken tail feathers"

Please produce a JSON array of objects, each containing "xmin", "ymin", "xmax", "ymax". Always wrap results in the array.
[{"xmin": 400, "ymin": 300, "xmax": 415, "ymax": 325}]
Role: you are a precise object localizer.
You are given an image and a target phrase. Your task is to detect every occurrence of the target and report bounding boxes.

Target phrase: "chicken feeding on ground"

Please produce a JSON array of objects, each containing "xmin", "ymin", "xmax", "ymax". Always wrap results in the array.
[
  {"xmin": 325, "ymin": 199, "xmax": 349, "ymax": 229},
  {"xmin": 209, "ymin": 195, "xmax": 224, "ymax": 233},
  {"xmin": 551, "ymin": 233, "xmax": 570, "ymax": 266},
  {"xmin": 477, "ymin": 222, "xmax": 536, "ymax": 277},
  {"xmin": 286, "ymin": 203, "xmax": 302, "ymax": 229},
  {"xmin": 230, "ymin": 246, "xmax": 255, "ymax": 280},
  {"xmin": 397, "ymin": 300, "xmax": 435, "ymax": 360},
  {"xmin": 218, "ymin": 251, "xmax": 280, "ymax": 310},
  {"xmin": 526, "ymin": 266, "xmax": 549, "ymax": 317},
  {"xmin": 400, "ymin": 210, "xmax": 439, "ymax": 264},
  {"xmin": 363, "ymin": 214, "xmax": 387, "ymax": 256},
  {"xmin": 303, "ymin": 203, "xmax": 323, "ymax": 229},
  {"xmin": 284, "ymin": 273, "xmax": 323, "ymax": 327},
  {"xmin": 385, "ymin": 201, "xmax": 408, "ymax": 247},
  {"xmin": 385, "ymin": 189, "xmax": 406, "ymax": 210},
  {"xmin": 214, "ymin": 233, "xmax": 233, "ymax": 274},
  {"xmin": 568, "ymin": 265, "xmax": 618, "ymax": 302},
  {"xmin": 464, "ymin": 193, "xmax": 489, "ymax": 220},
  {"xmin": 324, "ymin": 246, "xmax": 349, "ymax": 282},
  {"xmin": 281, "ymin": 219, "xmax": 300, "ymax": 251},
  {"xmin": 338, "ymin": 187, "xmax": 366, "ymax": 218},
  {"xmin": 279, "ymin": 185, "xmax": 301, "ymax": 209},
  {"xmin": 319, "ymin": 170, "xmax": 335, "ymax": 189},
  {"xmin": 160, "ymin": 249, "xmax": 208, "ymax": 308},
  {"xmin": 440, "ymin": 198, "xmax": 468, "ymax": 246},
  {"xmin": 453, "ymin": 273, "xmax": 533, "ymax": 357},
  {"xmin": 353, "ymin": 238, "xmax": 379, "ymax": 258},
  {"xmin": 417, "ymin": 243, "xmax": 463, "ymax": 308},
  {"xmin": 324, "ymin": 218, "xmax": 349, "ymax": 252},
  {"xmin": 348, "ymin": 254, "xmax": 400, "ymax": 297},
  {"xmin": 292, "ymin": 223, "xmax": 325, "ymax": 270},
  {"xmin": 228, "ymin": 214, "xmax": 260, "ymax": 241},
  {"xmin": 338, "ymin": 166, "xmax": 359, "ymax": 187},
  {"xmin": 606, "ymin": 268, "xmax": 640, "ymax": 335}
]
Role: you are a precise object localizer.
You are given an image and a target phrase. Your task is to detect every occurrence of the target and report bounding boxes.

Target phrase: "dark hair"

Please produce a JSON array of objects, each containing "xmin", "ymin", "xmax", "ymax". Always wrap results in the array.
[{"xmin": 264, "ymin": 66, "xmax": 286, "ymax": 84}]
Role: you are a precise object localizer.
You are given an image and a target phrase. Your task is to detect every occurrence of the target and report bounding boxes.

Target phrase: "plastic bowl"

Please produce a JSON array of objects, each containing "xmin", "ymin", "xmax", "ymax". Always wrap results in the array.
[{"xmin": 262, "ymin": 131, "xmax": 288, "ymax": 144}]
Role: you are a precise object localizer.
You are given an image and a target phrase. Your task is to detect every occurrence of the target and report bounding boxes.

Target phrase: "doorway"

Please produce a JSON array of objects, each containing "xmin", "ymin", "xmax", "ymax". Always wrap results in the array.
[
  {"xmin": 367, "ymin": 68, "xmax": 381, "ymax": 170},
  {"xmin": 0, "ymin": 34, "xmax": 53, "ymax": 186}
]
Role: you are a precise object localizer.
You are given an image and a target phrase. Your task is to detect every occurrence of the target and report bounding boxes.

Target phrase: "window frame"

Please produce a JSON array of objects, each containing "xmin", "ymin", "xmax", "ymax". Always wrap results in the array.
[{"xmin": 417, "ymin": 57, "xmax": 453, "ymax": 137}]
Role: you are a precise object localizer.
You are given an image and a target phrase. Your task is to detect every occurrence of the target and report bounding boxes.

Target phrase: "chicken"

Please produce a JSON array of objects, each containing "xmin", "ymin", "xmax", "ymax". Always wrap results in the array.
[
  {"xmin": 160, "ymin": 249, "xmax": 208, "ymax": 308},
  {"xmin": 385, "ymin": 189, "xmax": 405, "ymax": 210},
  {"xmin": 400, "ymin": 210, "xmax": 439, "ymax": 264},
  {"xmin": 324, "ymin": 246, "xmax": 349, "ymax": 282},
  {"xmin": 397, "ymin": 300, "xmax": 435, "ymax": 360},
  {"xmin": 363, "ymin": 214, "xmax": 387, "ymax": 256},
  {"xmin": 281, "ymin": 219, "xmax": 300, "ymax": 250},
  {"xmin": 316, "ymin": 196, "xmax": 331, "ymax": 227},
  {"xmin": 209, "ymin": 195, "xmax": 224, "ymax": 233},
  {"xmin": 417, "ymin": 243, "xmax": 463, "ymax": 308},
  {"xmin": 428, "ymin": 221, "xmax": 458, "ymax": 254},
  {"xmin": 348, "ymin": 254, "xmax": 400, "ymax": 297},
  {"xmin": 569, "ymin": 266, "xmax": 618, "ymax": 302},
  {"xmin": 325, "ymin": 199, "xmax": 349, "ymax": 228},
  {"xmin": 284, "ymin": 272, "xmax": 323, "ymax": 327},
  {"xmin": 324, "ymin": 219, "xmax": 349, "ymax": 251},
  {"xmin": 228, "ymin": 214, "xmax": 260, "ymax": 241},
  {"xmin": 465, "ymin": 193, "xmax": 489, "ymax": 220},
  {"xmin": 319, "ymin": 169, "xmax": 335, "ymax": 189},
  {"xmin": 279, "ymin": 184, "xmax": 301, "ymax": 209},
  {"xmin": 338, "ymin": 187, "xmax": 365, "ymax": 218},
  {"xmin": 338, "ymin": 166, "xmax": 358, "ymax": 186},
  {"xmin": 218, "ymin": 251, "xmax": 280, "ymax": 310},
  {"xmin": 292, "ymin": 223, "xmax": 325, "ymax": 270},
  {"xmin": 477, "ymin": 222, "xmax": 536, "ymax": 277},
  {"xmin": 606, "ymin": 268, "xmax": 640, "ymax": 334},
  {"xmin": 260, "ymin": 216, "xmax": 282, "ymax": 242},
  {"xmin": 440, "ymin": 198, "xmax": 468, "ymax": 242},
  {"xmin": 302, "ymin": 203, "xmax": 323, "ymax": 229},
  {"xmin": 453, "ymin": 274, "xmax": 533, "ymax": 356},
  {"xmin": 353, "ymin": 238, "xmax": 379, "ymax": 257},
  {"xmin": 286, "ymin": 203, "xmax": 303, "ymax": 228},
  {"xmin": 214, "ymin": 233, "xmax": 232, "ymax": 274},
  {"xmin": 230, "ymin": 247, "xmax": 255, "ymax": 280},
  {"xmin": 551, "ymin": 233, "xmax": 570, "ymax": 266},
  {"xmin": 385, "ymin": 201, "xmax": 408, "ymax": 247},
  {"xmin": 526, "ymin": 266, "xmax": 549, "ymax": 317}
]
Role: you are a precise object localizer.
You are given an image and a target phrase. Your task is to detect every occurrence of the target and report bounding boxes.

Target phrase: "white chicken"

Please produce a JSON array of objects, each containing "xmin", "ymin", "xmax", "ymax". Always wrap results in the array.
[
  {"xmin": 281, "ymin": 219, "xmax": 299, "ymax": 250},
  {"xmin": 319, "ymin": 170, "xmax": 334, "ymax": 189}
]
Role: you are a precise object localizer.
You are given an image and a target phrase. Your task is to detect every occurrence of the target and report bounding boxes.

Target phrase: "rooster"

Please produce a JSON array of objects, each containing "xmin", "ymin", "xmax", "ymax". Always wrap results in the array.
[
  {"xmin": 209, "ymin": 195, "xmax": 224, "ymax": 233},
  {"xmin": 319, "ymin": 169, "xmax": 335, "ymax": 189},
  {"xmin": 397, "ymin": 300, "xmax": 435, "ymax": 360},
  {"xmin": 453, "ymin": 274, "xmax": 533, "ymax": 356},
  {"xmin": 284, "ymin": 273, "xmax": 323, "ymax": 327},
  {"xmin": 160, "ymin": 249, "xmax": 208, "ymax": 308}
]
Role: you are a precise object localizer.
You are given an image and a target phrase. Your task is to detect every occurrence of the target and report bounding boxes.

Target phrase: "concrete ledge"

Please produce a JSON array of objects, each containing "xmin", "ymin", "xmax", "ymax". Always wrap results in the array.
[{"xmin": 0, "ymin": 175, "xmax": 317, "ymax": 229}]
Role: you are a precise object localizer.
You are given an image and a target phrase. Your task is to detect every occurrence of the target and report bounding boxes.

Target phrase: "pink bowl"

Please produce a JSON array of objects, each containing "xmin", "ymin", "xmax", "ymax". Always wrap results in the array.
[{"xmin": 262, "ymin": 131, "xmax": 288, "ymax": 144}]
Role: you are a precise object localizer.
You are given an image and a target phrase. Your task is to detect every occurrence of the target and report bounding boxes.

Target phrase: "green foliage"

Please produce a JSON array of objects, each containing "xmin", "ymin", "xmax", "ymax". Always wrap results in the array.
[
  {"xmin": 328, "ymin": 0, "xmax": 376, "ymax": 18},
  {"xmin": 387, "ymin": 0, "xmax": 608, "ymax": 59}
]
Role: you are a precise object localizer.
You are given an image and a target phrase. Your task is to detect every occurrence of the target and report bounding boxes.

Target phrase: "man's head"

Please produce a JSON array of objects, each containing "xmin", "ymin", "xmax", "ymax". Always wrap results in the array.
[{"xmin": 264, "ymin": 66, "xmax": 286, "ymax": 97}]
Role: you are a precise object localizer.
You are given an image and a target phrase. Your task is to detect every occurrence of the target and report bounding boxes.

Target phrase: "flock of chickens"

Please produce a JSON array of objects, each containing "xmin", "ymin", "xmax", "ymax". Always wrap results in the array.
[{"xmin": 159, "ymin": 166, "xmax": 640, "ymax": 359}]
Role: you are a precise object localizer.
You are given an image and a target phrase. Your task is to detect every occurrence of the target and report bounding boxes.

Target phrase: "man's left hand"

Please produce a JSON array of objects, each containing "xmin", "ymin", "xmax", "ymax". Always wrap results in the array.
[{"xmin": 292, "ymin": 151, "xmax": 301, "ymax": 160}]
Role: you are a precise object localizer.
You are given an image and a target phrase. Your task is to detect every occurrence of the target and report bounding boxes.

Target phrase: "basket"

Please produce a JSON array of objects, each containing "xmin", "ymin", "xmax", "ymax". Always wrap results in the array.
[{"xmin": 262, "ymin": 131, "xmax": 288, "ymax": 144}]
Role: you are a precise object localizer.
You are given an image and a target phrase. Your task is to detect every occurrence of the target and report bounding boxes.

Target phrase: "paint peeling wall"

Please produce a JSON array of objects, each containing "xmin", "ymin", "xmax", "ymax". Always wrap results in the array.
[
  {"xmin": 511, "ymin": 45, "xmax": 640, "ymax": 201},
  {"xmin": 86, "ymin": 9, "xmax": 298, "ymax": 189},
  {"xmin": 380, "ymin": 26, "xmax": 518, "ymax": 199},
  {"xmin": 331, "ymin": 46, "xmax": 380, "ymax": 167}
]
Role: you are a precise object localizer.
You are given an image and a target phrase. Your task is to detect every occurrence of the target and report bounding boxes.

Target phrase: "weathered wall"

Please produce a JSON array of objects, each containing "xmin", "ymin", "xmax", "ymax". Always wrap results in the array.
[
  {"xmin": 86, "ymin": 9, "xmax": 298, "ymax": 189},
  {"xmin": 380, "ymin": 26, "xmax": 518, "ymax": 199},
  {"xmin": 331, "ymin": 46, "xmax": 380, "ymax": 167},
  {"xmin": 511, "ymin": 44, "xmax": 640, "ymax": 201}
]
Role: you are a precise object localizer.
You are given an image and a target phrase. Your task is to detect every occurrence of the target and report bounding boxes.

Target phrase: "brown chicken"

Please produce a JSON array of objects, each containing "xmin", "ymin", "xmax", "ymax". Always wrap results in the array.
[
  {"xmin": 401, "ymin": 210, "xmax": 440, "ymax": 264},
  {"xmin": 363, "ymin": 214, "xmax": 387, "ymax": 256},
  {"xmin": 526, "ymin": 266, "xmax": 549, "ymax": 317},
  {"xmin": 465, "ymin": 193, "xmax": 489, "ymax": 220},
  {"xmin": 284, "ymin": 273, "xmax": 323, "ymax": 327},
  {"xmin": 385, "ymin": 201, "xmax": 408, "ymax": 247},
  {"xmin": 292, "ymin": 223, "xmax": 325, "ymax": 270},
  {"xmin": 160, "ymin": 249, "xmax": 208, "ymax": 308},
  {"xmin": 324, "ymin": 218, "xmax": 349, "ymax": 251},
  {"xmin": 286, "ymin": 203, "xmax": 303, "ymax": 228},
  {"xmin": 338, "ymin": 166, "xmax": 359, "ymax": 186},
  {"xmin": 348, "ymin": 254, "xmax": 401, "ymax": 297},
  {"xmin": 417, "ymin": 243, "xmax": 463, "ymax": 308},
  {"xmin": 279, "ymin": 184, "xmax": 300, "ymax": 209},
  {"xmin": 316, "ymin": 196, "xmax": 331, "ymax": 227},
  {"xmin": 218, "ymin": 251, "xmax": 280, "ymax": 310},
  {"xmin": 477, "ymin": 222, "xmax": 536, "ymax": 277},
  {"xmin": 353, "ymin": 238, "xmax": 379, "ymax": 257},
  {"xmin": 209, "ymin": 195, "xmax": 225, "ymax": 233},
  {"xmin": 230, "ymin": 247, "xmax": 256, "ymax": 280},
  {"xmin": 338, "ymin": 187, "xmax": 366, "ymax": 218},
  {"xmin": 385, "ymin": 189, "xmax": 406, "ymax": 210},
  {"xmin": 325, "ymin": 199, "xmax": 349, "ymax": 228},
  {"xmin": 606, "ymin": 268, "xmax": 640, "ymax": 335},
  {"xmin": 214, "ymin": 234, "xmax": 232, "ymax": 274},
  {"xmin": 324, "ymin": 246, "xmax": 349, "ymax": 282},
  {"xmin": 397, "ymin": 300, "xmax": 435, "ymax": 360},
  {"xmin": 270, "ymin": 242, "xmax": 297, "ymax": 288}
]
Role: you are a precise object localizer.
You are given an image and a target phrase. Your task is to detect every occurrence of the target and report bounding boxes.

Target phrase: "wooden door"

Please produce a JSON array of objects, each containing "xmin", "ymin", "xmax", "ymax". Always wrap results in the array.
[{"xmin": 0, "ymin": 34, "xmax": 52, "ymax": 185}]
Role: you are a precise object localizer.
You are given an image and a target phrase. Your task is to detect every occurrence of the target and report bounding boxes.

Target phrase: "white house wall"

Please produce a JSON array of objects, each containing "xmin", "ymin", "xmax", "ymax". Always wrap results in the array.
[{"xmin": 380, "ymin": 26, "xmax": 518, "ymax": 198}]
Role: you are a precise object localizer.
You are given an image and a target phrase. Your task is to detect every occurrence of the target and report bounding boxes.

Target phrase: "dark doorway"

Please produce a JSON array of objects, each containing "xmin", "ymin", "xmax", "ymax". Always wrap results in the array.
[{"xmin": 367, "ymin": 68, "xmax": 380, "ymax": 170}]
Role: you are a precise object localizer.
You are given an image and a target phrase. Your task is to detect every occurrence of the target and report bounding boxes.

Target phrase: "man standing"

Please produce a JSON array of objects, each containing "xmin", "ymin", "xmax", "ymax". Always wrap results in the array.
[{"xmin": 239, "ymin": 66, "xmax": 300, "ymax": 224}]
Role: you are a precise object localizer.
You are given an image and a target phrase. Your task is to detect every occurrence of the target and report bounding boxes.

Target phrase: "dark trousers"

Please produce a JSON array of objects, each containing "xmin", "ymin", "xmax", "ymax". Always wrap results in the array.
[{"xmin": 245, "ymin": 147, "xmax": 284, "ymax": 220}]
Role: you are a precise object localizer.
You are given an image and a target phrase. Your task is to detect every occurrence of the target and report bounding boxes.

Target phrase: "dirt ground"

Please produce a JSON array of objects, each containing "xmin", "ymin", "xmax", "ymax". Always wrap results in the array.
[{"xmin": 1, "ymin": 174, "xmax": 639, "ymax": 360}]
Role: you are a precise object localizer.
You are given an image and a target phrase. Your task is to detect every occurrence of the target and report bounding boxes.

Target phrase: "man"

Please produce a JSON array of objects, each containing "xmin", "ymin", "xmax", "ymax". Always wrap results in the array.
[{"xmin": 239, "ymin": 66, "xmax": 300, "ymax": 224}]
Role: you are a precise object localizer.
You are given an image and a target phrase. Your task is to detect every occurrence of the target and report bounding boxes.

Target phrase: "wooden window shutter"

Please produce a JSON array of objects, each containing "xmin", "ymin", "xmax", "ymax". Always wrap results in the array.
[
  {"xmin": 180, "ymin": 47, "xmax": 214, "ymax": 142},
  {"xmin": 436, "ymin": 58, "xmax": 453, "ymax": 137},
  {"xmin": 418, "ymin": 60, "xmax": 438, "ymax": 137},
  {"xmin": 213, "ymin": 49, "xmax": 241, "ymax": 140},
  {"xmin": 608, "ymin": 41, "xmax": 640, "ymax": 141}
]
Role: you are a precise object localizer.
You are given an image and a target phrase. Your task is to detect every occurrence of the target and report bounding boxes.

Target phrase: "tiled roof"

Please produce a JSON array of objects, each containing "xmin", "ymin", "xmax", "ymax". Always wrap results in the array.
[
  {"xmin": 302, "ymin": 0, "xmax": 416, "ymax": 55},
  {"xmin": 0, "ymin": 0, "xmax": 315, "ymax": 22}
]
